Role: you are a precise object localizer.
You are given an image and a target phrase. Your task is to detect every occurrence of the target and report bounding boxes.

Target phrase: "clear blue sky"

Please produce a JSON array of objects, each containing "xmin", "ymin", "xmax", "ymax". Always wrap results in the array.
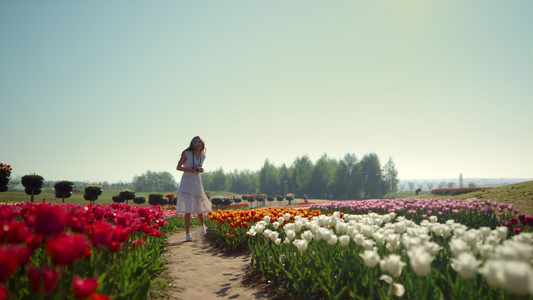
[{"xmin": 1, "ymin": 0, "xmax": 531, "ymax": 183}]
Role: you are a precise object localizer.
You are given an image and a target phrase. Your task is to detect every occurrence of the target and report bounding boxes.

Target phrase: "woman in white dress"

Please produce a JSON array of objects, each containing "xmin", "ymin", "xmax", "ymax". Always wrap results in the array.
[{"xmin": 175, "ymin": 136, "xmax": 212, "ymax": 242}]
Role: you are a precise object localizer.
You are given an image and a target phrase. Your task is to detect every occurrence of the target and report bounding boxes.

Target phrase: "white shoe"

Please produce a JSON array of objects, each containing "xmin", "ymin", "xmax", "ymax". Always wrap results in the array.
[
  {"xmin": 185, "ymin": 233, "xmax": 192, "ymax": 242},
  {"xmin": 200, "ymin": 225, "xmax": 206, "ymax": 236}
]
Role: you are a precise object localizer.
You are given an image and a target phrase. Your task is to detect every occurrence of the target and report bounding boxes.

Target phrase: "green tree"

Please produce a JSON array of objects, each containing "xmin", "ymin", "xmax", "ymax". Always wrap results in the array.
[
  {"xmin": 132, "ymin": 170, "xmax": 177, "ymax": 192},
  {"xmin": 333, "ymin": 153, "xmax": 360, "ymax": 199},
  {"xmin": 382, "ymin": 157, "xmax": 399, "ymax": 197},
  {"xmin": 278, "ymin": 163, "xmax": 291, "ymax": 196},
  {"xmin": 308, "ymin": 153, "xmax": 337, "ymax": 198},
  {"xmin": 360, "ymin": 153, "xmax": 383, "ymax": 199},
  {"xmin": 349, "ymin": 161, "xmax": 364, "ymax": 199},
  {"xmin": 228, "ymin": 169, "xmax": 255, "ymax": 194},
  {"xmin": 258, "ymin": 159, "xmax": 280, "ymax": 195},
  {"xmin": 208, "ymin": 168, "xmax": 227, "ymax": 191},
  {"xmin": 290, "ymin": 155, "xmax": 313, "ymax": 196}
]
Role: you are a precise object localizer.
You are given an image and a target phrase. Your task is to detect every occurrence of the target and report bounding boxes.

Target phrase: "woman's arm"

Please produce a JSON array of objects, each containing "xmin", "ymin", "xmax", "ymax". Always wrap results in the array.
[{"xmin": 176, "ymin": 152, "xmax": 197, "ymax": 173}]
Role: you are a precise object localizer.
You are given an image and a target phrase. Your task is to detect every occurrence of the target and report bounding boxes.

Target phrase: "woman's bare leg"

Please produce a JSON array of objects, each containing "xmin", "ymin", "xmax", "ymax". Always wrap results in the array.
[
  {"xmin": 185, "ymin": 213, "xmax": 191, "ymax": 234},
  {"xmin": 197, "ymin": 214, "xmax": 204, "ymax": 226}
]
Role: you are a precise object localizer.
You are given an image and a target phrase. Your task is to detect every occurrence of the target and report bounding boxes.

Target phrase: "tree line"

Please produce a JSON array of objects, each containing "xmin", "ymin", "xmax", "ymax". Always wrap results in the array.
[{"xmin": 201, "ymin": 153, "xmax": 399, "ymax": 200}]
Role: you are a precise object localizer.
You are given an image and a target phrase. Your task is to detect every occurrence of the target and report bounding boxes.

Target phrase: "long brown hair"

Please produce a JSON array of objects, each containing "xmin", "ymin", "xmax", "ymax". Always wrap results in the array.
[{"xmin": 183, "ymin": 136, "xmax": 206, "ymax": 155}]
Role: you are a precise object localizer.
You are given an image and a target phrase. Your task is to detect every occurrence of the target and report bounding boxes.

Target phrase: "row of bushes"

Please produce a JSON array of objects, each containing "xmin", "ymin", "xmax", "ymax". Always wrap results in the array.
[{"xmin": 209, "ymin": 193, "xmax": 296, "ymax": 206}]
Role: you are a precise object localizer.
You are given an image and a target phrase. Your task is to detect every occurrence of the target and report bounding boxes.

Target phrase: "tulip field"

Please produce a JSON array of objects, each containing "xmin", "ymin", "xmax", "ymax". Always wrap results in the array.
[
  {"xmin": 1, "ymin": 196, "xmax": 532, "ymax": 300},
  {"xmin": 0, "ymin": 202, "xmax": 191, "ymax": 300},
  {"xmin": 207, "ymin": 198, "xmax": 533, "ymax": 299}
]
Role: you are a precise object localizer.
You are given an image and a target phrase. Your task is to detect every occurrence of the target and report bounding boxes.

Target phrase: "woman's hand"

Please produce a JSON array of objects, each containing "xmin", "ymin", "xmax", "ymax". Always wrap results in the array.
[{"xmin": 198, "ymin": 167, "xmax": 204, "ymax": 173}]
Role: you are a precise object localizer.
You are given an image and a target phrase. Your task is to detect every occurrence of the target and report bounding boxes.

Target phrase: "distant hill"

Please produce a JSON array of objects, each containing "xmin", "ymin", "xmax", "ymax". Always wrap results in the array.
[
  {"xmin": 414, "ymin": 180, "xmax": 533, "ymax": 217},
  {"xmin": 399, "ymin": 178, "xmax": 532, "ymax": 189}
]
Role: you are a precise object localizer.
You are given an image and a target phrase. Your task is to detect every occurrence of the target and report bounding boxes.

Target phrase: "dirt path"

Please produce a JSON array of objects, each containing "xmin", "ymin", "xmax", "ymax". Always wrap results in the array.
[{"xmin": 163, "ymin": 226, "xmax": 276, "ymax": 300}]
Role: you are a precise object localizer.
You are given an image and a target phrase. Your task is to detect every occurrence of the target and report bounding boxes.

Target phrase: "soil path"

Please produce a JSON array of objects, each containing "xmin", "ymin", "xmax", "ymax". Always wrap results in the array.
[{"xmin": 163, "ymin": 226, "xmax": 275, "ymax": 300}]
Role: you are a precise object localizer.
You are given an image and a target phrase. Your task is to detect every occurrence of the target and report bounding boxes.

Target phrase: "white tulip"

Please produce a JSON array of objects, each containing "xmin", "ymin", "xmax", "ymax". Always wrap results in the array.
[
  {"xmin": 284, "ymin": 213, "xmax": 291, "ymax": 221},
  {"xmin": 380, "ymin": 254, "xmax": 406, "ymax": 278},
  {"xmin": 373, "ymin": 232, "xmax": 386, "ymax": 246},
  {"xmin": 293, "ymin": 239, "xmax": 308, "ymax": 254},
  {"xmin": 269, "ymin": 231, "xmax": 279, "ymax": 242},
  {"xmin": 379, "ymin": 275, "xmax": 405, "ymax": 297},
  {"xmin": 477, "ymin": 244, "xmax": 493, "ymax": 259},
  {"xmin": 423, "ymin": 241, "xmax": 442, "ymax": 256},
  {"xmin": 495, "ymin": 226, "xmax": 508, "ymax": 240},
  {"xmin": 449, "ymin": 238, "xmax": 468, "ymax": 256},
  {"xmin": 285, "ymin": 229, "xmax": 296, "ymax": 242},
  {"xmin": 272, "ymin": 221, "xmax": 280, "ymax": 230},
  {"xmin": 429, "ymin": 216, "xmax": 438, "ymax": 223},
  {"xmin": 362, "ymin": 239, "xmax": 375, "ymax": 250},
  {"xmin": 479, "ymin": 226, "xmax": 492, "ymax": 239},
  {"xmin": 361, "ymin": 225, "xmax": 374, "ymax": 238},
  {"xmin": 501, "ymin": 261, "xmax": 533, "ymax": 297},
  {"xmin": 512, "ymin": 232, "xmax": 533, "ymax": 245},
  {"xmin": 451, "ymin": 252, "xmax": 481, "ymax": 280},
  {"xmin": 407, "ymin": 247, "xmax": 434, "ymax": 277},
  {"xmin": 327, "ymin": 234, "xmax": 338, "ymax": 246},
  {"xmin": 393, "ymin": 221, "xmax": 406, "ymax": 234},
  {"xmin": 478, "ymin": 260, "xmax": 506, "ymax": 289},
  {"xmin": 284, "ymin": 223, "xmax": 295, "ymax": 232},
  {"xmin": 353, "ymin": 233, "xmax": 365, "ymax": 247},
  {"xmin": 339, "ymin": 235, "xmax": 350, "ymax": 247},
  {"xmin": 386, "ymin": 234, "xmax": 401, "ymax": 248},
  {"xmin": 501, "ymin": 240, "xmax": 533, "ymax": 263},
  {"xmin": 359, "ymin": 250, "xmax": 380, "ymax": 268},
  {"xmin": 301, "ymin": 230, "xmax": 314, "ymax": 242},
  {"xmin": 463, "ymin": 229, "xmax": 480, "ymax": 249},
  {"xmin": 275, "ymin": 238, "xmax": 281, "ymax": 246},
  {"xmin": 254, "ymin": 224, "xmax": 265, "ymax": 234}
]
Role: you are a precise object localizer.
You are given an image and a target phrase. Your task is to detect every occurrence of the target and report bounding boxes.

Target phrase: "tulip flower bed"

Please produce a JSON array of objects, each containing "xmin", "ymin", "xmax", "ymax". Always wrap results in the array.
[
  {"xmin": 431, "ymin": 187, "xmax": 493, "ymax": 196},
  {"xmin": 310, "ymin": 198, "xmax": 532, "ymax": 235},
  {"xmin": 246, "ymin": 211, "xmax": 533, "ymax": 299},
  {"xmin": 206, "ymin": 207, "xmax": 322, "ymax": 252},
  {"xmin": 0, "ymin": 202, "xmax": 186, "ymax": 300},
  {"xmin": 205, "ymin": 198, "xmax": 533, "ymax": 299}
]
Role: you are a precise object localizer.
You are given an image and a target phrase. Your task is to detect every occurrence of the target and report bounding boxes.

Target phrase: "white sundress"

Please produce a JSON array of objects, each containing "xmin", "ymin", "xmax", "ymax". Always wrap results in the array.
[{"xmin": 175, "ymin": 151, "xmax": 212, "ymax": 214}]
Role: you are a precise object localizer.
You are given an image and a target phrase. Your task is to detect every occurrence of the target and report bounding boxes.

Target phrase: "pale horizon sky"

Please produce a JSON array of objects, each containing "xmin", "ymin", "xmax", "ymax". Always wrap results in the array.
[{"xmin": 1, "ymin": 0, "xmax": 532, "ymax": 184}]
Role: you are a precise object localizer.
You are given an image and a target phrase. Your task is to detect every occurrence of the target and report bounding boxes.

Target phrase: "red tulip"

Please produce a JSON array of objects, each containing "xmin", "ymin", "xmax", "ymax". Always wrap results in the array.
[
  {"xmin": 0, "ymin": 284, "xmax": 8, "ymax": 300},
  {"xmin": 511, "ymin": 218, "xmax": 518, "ymax": 225},
  {"xmin": 28, "ymin": 204, "xmax": 70, "ymax": 236},
  {"xmin": 27, "ymin": 266, "xmax": 59, "ymax": 295},
  {"xmin": 90, "ymin": 294, "xmax": 110, "ymax": 300},
  {"xmin": 527, "ymin": 216, "xmax": 533, "ymax": 227},
  {"xmin": 515, "ymin": 227, "xmax": 522, "ymax": 234},
  {"xmin": 46, "ymin": 232, "xmax": 89, "ymax": 265},
  {"xmin": 0, "ymin": 246, "xmax": 19, "ymax": 282},
  {"xmin": 131, "ymin": 239, "xmax": 146, "ymax": 247},
  {"xmin": 518, "ymin": 213, "xmax": 527, "ymax": 225},
  {"xmin": 87, "ymin": 221, "xmax": 113, "ymax": 249},
  {"xmin": 109, "ymin": 241, "xmax": 123, "ymax": 253},
  {"xmin": 0, "ymin": 206, "xmax": 21, "ymax": 223},
  {"xmin": 2, "ymin": 222, "xmax": 32, "ymax": 244},
  {"xmin": 111, "ymin": 226, "xmax": 131, "ymax": 243},
  {"xmin": 13, "ymin": 245, "xmax": 32, "ymax": 267},
  {"xmin": 72, "ymin": 276, "xmax": 98, "ymax": 299},
  {"xmin": 26, "ymin": 233, "xmax": 44, "ymax": 249}
]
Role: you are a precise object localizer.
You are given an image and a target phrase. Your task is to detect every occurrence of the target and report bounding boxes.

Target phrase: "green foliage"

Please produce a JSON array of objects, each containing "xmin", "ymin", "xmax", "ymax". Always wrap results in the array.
[
  {"xmin": 85, "ymin": 185, "xmax": 103, "ymax": 195},
  {"xmin": 132, "ymin": 171, "xmax": 177, "ymax": 192},
  {"xmin": 360, "ymin": 153, "xmax": 383, "ymax": 199},
  {"xmin": 54, "ymin": 180, "xmax": 74, "ymax": 193}
]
